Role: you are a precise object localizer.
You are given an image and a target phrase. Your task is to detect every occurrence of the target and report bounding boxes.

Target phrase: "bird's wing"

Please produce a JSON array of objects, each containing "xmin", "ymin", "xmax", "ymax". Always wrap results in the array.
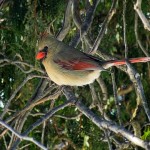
[{"xmin": 53, "ymin": 49, "xmax": 103, "ymax": 71}]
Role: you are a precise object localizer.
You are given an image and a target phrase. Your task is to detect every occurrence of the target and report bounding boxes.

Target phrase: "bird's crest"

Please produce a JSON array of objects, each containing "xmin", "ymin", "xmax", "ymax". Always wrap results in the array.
[{"xmin": 39, "ymin": 31, "xmax": 49, "ymax": 41}]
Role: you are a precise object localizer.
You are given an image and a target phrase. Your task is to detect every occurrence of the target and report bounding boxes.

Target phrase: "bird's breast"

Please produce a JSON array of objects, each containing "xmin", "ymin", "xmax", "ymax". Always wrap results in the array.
[{"xmin": 43, "ymin": 59, "xmax": 100, "ymax": 86}]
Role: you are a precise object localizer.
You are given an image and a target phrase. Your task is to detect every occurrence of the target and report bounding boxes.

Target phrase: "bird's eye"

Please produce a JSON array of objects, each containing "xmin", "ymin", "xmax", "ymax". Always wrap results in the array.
[{"xmin": 43, "ymin": 46, "xmax": 48, "ymax": 52}]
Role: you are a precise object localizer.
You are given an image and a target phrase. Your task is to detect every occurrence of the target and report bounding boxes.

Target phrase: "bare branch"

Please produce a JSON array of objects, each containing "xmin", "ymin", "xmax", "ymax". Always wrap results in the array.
[
  {"xmin": 103, "ymin": 129, "xmax": 113, "ymax": 150},
  {"xmin": 19, "ymin": 143, "xmax": 31, "ymax": 150},
  {"xmin": 89, "ymin": 83, "xmax": 111, "ymax": 121},
  {"xmin": 111, "ymin": 70, "xmax": 122, "ymax": 125},
  {"xmin": 89, "ymin": 84, "xmax": 99, "ymax": 107},
  {"xmin": 1, "ymin": 74, "xmax": 48, "ymax": 119},
  {"xmin": 54, "ymin": 113, "xmax": 82, "ymax": 120},
  {"xmin": 96, "ymin": 77, "xmax": 108, "ymax": 101},
  {"xmin": 90, "ymin": 0, "xmax": 117, "ymax": 54},
  {"xmin": 70, "ymin": 0, "xmax": 101, "ymax": 47},
  {"xmin": 3, "ymin": 136, "xmax": 8, "ymax": 149},
  {"xmin": 134, "ymin": 13, "xmax": 149, "ymax": 57},
  {"xmin": 126, "ymin": 61, "xmax": 150, "ymax": 121},
  {"xmin": 123, "ymin": 0, "xmax": 128, "ymax": 58},
  {"xmin": 0, "ymin": 58, "xmax": 45, "ymax": 74},
  {"xmin": 63, "ymin": 87, "xmax": 150, "ymax": 149},
  {"xmin": 134, "ymin": 0, "xmax": 150, "ymax": 31},
  {"xmin": 117, "ymin": 84, "xmax": 134, "ymax": 96},
  {"xmin": 10, "ymin": 100, "xmax": 73, "ymax": 149},
  {"xmin": 0, "ymin": 119, "xmax": 47, "ymax": 150},
  {"xmin": 72, "ymin": 0, "xmax": 82, "ymax": 29},
  {"xmin": 1, "ymin": 1, "xmax": 150, "ymax": 149},
  {"xmin": 57, "ymin": 0, "xmax": 73, "ymax": 40},
  {"xmin": 72, "ymin": 0, "xmax": 94, "ymax": 51},
  {"xmin": 4, "ymin": 87, "xmax": 61, "ymax": 125},
  {"xmin": 41, "ymin": 121, "xmax": 46, "ymax": 145}
]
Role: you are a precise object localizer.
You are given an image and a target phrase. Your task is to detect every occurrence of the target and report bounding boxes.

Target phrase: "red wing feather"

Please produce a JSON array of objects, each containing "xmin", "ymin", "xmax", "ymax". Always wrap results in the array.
[
  {"xmin": 72, "ymin": 61, "xmax": 97, "ymax": 70},
  {"xmin": 54, "ymin": 59, "xmax": 99, "ymax": 70}
]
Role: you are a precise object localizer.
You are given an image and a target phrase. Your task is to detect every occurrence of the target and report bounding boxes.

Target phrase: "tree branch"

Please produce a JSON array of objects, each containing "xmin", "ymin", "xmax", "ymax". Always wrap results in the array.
[
  {"xmin": 111, "ymin": 70, "xmax": 122, "ymax": 125},
  {"xmin": 63, "ymin": 87, "xmax": 150, "ymax": 149},
  {"xmin": 10, "ymin": 100, "xmax": 73, "ymax": 149},
  {"xmin": 134, "ymin": 0, "xmax": 150, "ymax": 31},
  {"xmin": 0, "ymin": 58, "xmax": 44, "ymax": 74},
  {"xmin": 134, "ymin": 13, "xmax": 149, "ymax": 57},
  {"xmin": 123, "ymin": 0, "xmax": 128, "ymax": 58},
  {"xmin": 90, "ymin": 0, "xmax": 117, "ymax": 54},
  {"xmin": 126, "ymin": 61, "xmax": 150, "ymax": 121},
  {"xmin": 0, "ymin": 74, "xmax": 48, "ymax": 119},
  {"xmin": 70, "ymin": 0, "xmax": 100, "ymax": 47},
  {"xmin": 56, "ymin": 0, "xmax": 73, "ymax": 41},
  {"xmin": 0, "ymin": 119, "xmax": 47, "ymax": 150}
]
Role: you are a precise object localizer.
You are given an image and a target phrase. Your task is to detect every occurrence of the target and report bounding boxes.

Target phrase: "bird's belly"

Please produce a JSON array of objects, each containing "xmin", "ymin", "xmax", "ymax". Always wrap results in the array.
[
  {"xmin": 50, "ymin": 70, "xmax": 100, "ymax": 86},
  {"xmin": 45, "ymin": 63, "xmax": 100, "ymax": 86},
  {"xmin": 43, "ymin": 60, "xmax": 100, "ymax": 86}
]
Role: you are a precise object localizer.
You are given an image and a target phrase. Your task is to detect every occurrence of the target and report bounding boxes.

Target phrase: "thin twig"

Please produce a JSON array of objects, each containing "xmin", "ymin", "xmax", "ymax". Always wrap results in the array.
[
  {"xmin": 19, "ymin": 143, "xmax": 31, "ymax": 150},
  {"xmin": 72, "ymin": 0, "xmax": 82, "ymax": 29},
  {"xmin": 96, "ymin": 77, "xmax": 108, "ymax": 101},
  {"xmin": 0, "ymin": 58, "xmax": 45, "ymax": 74},
  {"xmin": 123, "ymin": 0, "xmax": 128, "ymax": 58},
  {"xmin": 111, "ymin": 70, "xmax": 122, "ymax": 125},
  {"xmin": 70, "ymin": 0, "xmax": 100, "ymax": 47},
  {"xmin": 0, "ymin": 119, "xmax": 47, "ymax": 150},
  {"xmin": 103, "ymin": 129, "xmax": 113, "ymax": 150},
  {"xmin": 90, "ymin": 0, "xmax": 117, "ymax": 54},
  {"xmin": 0, "ymin": 74, "xmax": 48, "ymax": 119},
  {"xmin": 134, "ymin": 13, "xmax": 149, "ymax": 57},
  {"xmin": 7, "ymin": 84, "xmax": 58, "ymax": 148},
  {"xmin": 10, "ymin": 100, "xmax": 73, "ymax": 149},
  {"xmin": 3, "ymin": 136, "xmax": 8, "ymax": 150},
  {"xmin": 41, "ymin": 121, "xmax": 46, "ymax": 145},
  {"xmin": 72, "ymin": 0, "xmax": 94, "ymax": 51},
  {"xmin": 54, "ymin": 113, "xmax": 82, "ymax": 120},
  {"xmin": 4, "ymin": 88, "xmax": 61, "ymax": 125},
  {"xmin": 89, "ymin": 84, "xmax": 99, "ymax": 107},
  {"xmin": 89, "ymin": 83, "xmax": 111, "ymax": 121}
]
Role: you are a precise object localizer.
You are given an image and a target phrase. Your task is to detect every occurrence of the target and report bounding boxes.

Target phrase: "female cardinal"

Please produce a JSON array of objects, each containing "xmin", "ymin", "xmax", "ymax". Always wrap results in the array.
[{"xmin": 36, "ymin": 35, "xmax": 150, "ymax": 86}]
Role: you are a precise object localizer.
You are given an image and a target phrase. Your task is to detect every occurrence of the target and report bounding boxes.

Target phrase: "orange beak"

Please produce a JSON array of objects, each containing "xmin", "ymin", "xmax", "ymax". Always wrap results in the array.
[{"xmin": 36, "ymin": 51, "xmax": 46, "ymax": 60}]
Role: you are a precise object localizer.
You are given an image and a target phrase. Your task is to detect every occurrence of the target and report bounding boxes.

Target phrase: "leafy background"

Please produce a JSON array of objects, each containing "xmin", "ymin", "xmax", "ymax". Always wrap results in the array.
[{"xmin": 0, "ymin": 0, "xmax": 150, "ymax": 149}]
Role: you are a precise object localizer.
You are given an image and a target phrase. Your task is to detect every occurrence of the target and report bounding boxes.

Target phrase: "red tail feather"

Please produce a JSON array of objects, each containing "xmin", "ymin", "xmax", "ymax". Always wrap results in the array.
[{"xmin": 104, "ymin": 57, "xmax": 150, "ymax": 68}]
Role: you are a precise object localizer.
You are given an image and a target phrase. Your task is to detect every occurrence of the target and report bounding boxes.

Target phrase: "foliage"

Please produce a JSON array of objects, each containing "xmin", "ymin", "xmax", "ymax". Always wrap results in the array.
[{"xmin": 0, "ymin": 0, "xmax": 150, "ymax": 150}]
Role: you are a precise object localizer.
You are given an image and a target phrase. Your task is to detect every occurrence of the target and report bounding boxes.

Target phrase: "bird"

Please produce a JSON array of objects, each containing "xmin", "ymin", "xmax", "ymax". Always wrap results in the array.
[{"xmin": 36, "ymin": 35, "xmax": 150, "ymax": 86}]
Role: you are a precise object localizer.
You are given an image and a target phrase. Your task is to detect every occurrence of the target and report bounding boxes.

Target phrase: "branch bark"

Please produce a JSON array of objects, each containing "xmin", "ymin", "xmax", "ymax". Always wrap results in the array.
[
  {"xmin": 134, "ymin": 0, "xmax": 150, "ymax": 31},
  {"xmin": 63, "ymin": 87, "xmax": 150, "ymax": 149}
]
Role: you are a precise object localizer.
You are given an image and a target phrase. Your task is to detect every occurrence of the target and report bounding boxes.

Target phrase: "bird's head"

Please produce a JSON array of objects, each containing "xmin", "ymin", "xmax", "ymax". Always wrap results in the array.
[{"xmin": 36, "ymin": 35, "xmax": 59, "ymax": 61}]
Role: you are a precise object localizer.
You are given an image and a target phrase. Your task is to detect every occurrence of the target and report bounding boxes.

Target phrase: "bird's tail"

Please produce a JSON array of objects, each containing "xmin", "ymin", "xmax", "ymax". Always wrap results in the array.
[{"xmin": 103, "ymin": 57, "xmax": 150, "ymax": 69}]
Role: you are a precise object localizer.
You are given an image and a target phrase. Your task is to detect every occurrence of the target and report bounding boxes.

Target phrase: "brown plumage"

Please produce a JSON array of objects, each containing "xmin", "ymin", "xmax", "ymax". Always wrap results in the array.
[{"xmin": 36, "ymin": 35, "xmax": 150, "ymax": 86}]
